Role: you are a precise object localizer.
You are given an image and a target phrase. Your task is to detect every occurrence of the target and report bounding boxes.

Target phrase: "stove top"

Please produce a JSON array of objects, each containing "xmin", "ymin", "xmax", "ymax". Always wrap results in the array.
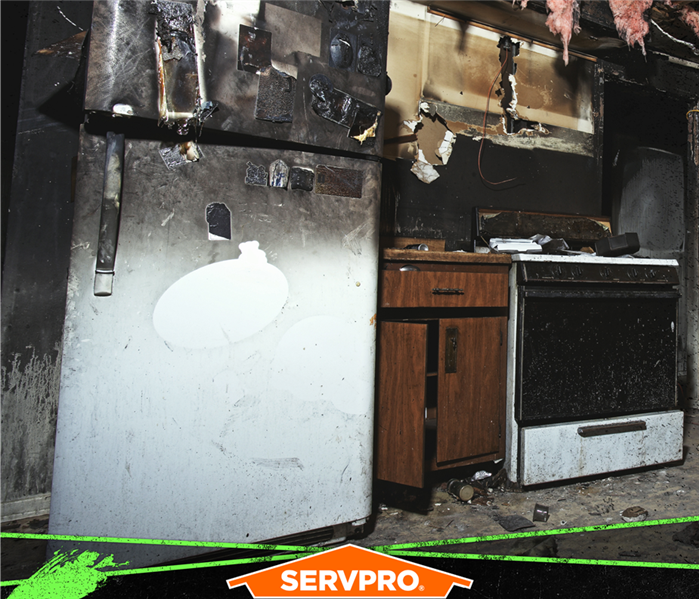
[
  {"xmin": 511, "ymin": 253, "xmax": 678, "ymax": 267},
  {"xmin": 513, "ymin": 254, "xmax": 679, "ymax": 285}
]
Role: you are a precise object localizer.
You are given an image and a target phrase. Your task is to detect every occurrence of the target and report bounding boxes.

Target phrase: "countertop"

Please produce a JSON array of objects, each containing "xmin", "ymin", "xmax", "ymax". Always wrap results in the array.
[{"xmin": 382, "ymin": 249, "xmax": 512, "ymax": 264}]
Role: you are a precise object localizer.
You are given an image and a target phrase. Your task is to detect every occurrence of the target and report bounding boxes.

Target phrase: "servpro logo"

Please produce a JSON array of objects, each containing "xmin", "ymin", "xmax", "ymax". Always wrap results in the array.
[{"xmin": 226, "ymin": 544, "xmax": 473, "ymax": 597}]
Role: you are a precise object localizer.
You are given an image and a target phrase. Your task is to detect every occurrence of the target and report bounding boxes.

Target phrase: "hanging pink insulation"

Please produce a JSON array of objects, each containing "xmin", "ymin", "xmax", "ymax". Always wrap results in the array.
[
  {"xmin": 662, "ymin": 1, "xmax": 699, "ymax": 40},
  {"xmin": 519, "ymin": 0, "xmax": 699, "ymax": 65},
  {"xmin": 545, "ymin": 0, "xmax": 580, "ymax": 65},
  {"xmin": 680, "ymin": 4, "xmax": 699, "ymax": 38},
  {"xmin": 608, "ymin": 0, "xmax": 654, "ymax": 54}
]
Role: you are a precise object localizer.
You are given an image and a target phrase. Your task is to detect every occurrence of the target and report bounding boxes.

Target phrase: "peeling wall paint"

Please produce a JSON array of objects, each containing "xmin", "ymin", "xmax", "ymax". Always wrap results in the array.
[{"xmin": 1, "ymin": 345, "xmax": 62, "ymax": 505}]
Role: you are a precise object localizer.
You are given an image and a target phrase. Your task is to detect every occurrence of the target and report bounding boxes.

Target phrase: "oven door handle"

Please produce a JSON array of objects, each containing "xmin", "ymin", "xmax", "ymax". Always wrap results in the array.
[
  {"xmin": 577, "ymin": 421, "xmax": 647, "ymax": 437},
  {"xmin": 522, "ymin": 288, "xmax": 680, "ymax": 300}
]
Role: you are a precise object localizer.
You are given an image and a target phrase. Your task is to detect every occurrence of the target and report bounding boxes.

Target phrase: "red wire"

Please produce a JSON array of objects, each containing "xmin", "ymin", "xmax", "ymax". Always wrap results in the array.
[{"xmin": 478, "ymin": 49, "xmax": 516, "ymax": 186}]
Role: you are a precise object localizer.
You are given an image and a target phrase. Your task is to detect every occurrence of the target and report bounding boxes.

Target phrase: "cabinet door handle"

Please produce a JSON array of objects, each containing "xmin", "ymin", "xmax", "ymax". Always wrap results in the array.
[
  {"xmin": 577, "ymin": 421, "xmax": 647, "ymax": 437},
  {"xmin": 445, "ymin": 327, "xmax": 458, "ymax": 373},
  {"xmin": 432, "ymin": 288, "xmax": 464, "ymax": 295}
]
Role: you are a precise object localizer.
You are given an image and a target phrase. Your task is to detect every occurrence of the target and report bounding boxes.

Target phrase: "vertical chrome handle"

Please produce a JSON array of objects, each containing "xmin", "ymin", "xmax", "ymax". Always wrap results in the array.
[{"xmin": 94, "ymin": 132, "xmax": 125, "ymax": 296}]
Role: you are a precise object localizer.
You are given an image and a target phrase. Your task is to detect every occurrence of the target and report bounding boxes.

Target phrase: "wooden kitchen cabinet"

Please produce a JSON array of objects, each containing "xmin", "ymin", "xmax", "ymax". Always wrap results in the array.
[{"xmin": 375, "ymin": 250, "xmax": 511, "ymax": 488}]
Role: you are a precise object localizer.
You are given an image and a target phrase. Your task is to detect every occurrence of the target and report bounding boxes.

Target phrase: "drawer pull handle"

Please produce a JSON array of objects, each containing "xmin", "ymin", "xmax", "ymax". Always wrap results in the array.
[
  {"xmin": 432, "ymin": 287, "xmax": 464, "ymax": 295},
  {"xmin": 577, "ymin": 421, "xmax": 647, "ymax": 437}
]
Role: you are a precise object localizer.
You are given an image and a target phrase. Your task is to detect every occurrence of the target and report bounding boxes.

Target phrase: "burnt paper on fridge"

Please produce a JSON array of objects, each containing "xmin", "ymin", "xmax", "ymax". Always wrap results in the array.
[
  {"xmin": 269, "ymin": 160, "xmax": 290, "ymax": 189},
  {"xmin": 238, "ymin": 25, "xmax": 272, "ymax": 73},
  {"xmin": 245, "ymin": 162, "xmax": 268, "ymax": 186},
  {"xmin": 255, "ymin": 66, "xmax": 296, "ymax": 123},
  {"xmin": 206, "ymin": 203, "xmax": 232, "ymax": 240},
  {"xmin": 314, "ymin": 165, "xmax": 363, "ymax": 198},
  {"xmin": 289, "ymin": 167, "xmax": 315, "ymax": 191},
  {"xmin": 308, "ymin": 74, "xmax": 380, "ymax": 144}
]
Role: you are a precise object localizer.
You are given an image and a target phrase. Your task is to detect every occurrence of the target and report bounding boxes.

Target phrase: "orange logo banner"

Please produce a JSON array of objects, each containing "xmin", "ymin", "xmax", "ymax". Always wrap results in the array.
[{"xmin": 226, "ymin": 544, "xmax": 473, "ymax": 597}]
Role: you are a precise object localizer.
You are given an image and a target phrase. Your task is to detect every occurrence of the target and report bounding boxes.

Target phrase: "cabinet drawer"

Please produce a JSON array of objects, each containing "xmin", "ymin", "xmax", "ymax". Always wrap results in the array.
[
  {"xmin": 380, "ymin": 270, "xmax": 508, "ymax": 308},
  {"xmin": 520, "ymin": 411, "xmax": 684, "ymax": 485}
]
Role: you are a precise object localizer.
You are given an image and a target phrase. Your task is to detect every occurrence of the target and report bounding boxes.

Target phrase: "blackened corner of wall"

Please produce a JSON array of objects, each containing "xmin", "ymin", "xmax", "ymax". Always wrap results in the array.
[{"xmin": 1, "ymin": 1, "xmax": 93, "ymax": 518}]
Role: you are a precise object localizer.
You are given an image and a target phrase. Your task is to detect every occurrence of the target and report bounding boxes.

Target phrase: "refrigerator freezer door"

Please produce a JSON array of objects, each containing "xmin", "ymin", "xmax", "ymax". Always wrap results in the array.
[
  {"xmin": 49, "ymin": 129, "xmax": 380, "ymax": 566},
  {"xmin": 85, "ymin": 0, "xmax": 389, "ymax": 155}
]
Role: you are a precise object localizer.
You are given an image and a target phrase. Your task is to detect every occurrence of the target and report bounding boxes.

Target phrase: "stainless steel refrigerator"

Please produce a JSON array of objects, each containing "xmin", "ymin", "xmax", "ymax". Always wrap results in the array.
[{"xmin": 48, "ymin": 0, "xmax": 388, "ymax": 567}]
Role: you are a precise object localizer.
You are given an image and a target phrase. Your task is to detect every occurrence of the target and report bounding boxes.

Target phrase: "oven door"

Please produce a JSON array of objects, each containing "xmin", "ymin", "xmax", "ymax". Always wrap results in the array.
[{"xmin": 516, "ymin": 287, "xmax": 679, "ymax": 424}]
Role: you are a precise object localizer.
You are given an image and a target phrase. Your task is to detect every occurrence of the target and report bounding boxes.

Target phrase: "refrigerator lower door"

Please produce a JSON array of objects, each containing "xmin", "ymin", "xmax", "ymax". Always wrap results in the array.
[{"xmin": 49, "ymin": 129, "xmax": 380, "ymax": 566}]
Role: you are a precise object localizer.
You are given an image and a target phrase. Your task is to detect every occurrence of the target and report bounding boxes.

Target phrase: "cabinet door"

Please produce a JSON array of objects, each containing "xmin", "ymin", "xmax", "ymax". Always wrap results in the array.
[
  {"xmin": 376, "ymin": 321, "xmax": 428, "ymax": 487},
  {"xmin": 437, "ymin": 317, "xmax": 505, "ymax": 464}
]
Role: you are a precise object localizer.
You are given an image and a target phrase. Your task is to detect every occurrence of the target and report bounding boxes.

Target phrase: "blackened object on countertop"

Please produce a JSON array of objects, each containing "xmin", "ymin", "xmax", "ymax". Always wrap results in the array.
[
  {"xmin": 541, "ymin": 238, "xmax": 569, "ymax": 254},
  {"xmin": 595, "ymin": 232, "xmax": 640, "ymax": 257}
]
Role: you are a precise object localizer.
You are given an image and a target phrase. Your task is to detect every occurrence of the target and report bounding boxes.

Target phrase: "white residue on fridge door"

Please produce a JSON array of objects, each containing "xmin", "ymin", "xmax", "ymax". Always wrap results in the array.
[
  {"xmin": 152, "ymin": 241, "xmax": 288, "ymax": 348},
  {"xmin": 342, "ymin": 220, "xmax": 375, "ymax": 255},
  {"xmin": 270, "ymin": 315, "xmax": 374, "ymax": 415}
]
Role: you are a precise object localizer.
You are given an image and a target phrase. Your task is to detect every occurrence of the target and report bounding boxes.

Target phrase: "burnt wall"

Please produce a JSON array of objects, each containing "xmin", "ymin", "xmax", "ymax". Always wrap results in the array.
[
  {"xmin": 1, "ymin": 1, "xmax": 93, "ymax": 518},
  {"xmin": 382, "ymin": 139, "xmax": 601, "ymax": 250}
]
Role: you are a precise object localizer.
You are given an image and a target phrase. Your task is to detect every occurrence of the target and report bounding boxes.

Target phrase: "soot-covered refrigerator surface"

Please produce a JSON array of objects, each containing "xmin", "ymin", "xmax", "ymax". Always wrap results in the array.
[{"xmin": 48, "ymin": 0, "xmax": 388, "ymax": 567}]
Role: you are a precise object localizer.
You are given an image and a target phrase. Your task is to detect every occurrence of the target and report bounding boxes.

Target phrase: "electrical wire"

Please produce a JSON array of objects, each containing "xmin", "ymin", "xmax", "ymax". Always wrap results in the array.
[{"xmin": 478, "ymin": 49, "xmax": 516, "ymax": 186}]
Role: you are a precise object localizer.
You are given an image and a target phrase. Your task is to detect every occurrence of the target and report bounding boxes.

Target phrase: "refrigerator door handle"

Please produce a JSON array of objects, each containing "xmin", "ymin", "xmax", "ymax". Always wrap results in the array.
[{"xmin": 94, "ymin": 132, "xmax": 125, "ymax": 296}]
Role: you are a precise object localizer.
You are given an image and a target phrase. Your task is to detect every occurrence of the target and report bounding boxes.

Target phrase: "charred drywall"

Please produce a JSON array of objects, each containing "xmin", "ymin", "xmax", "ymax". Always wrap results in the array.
[
  {"xmin": 384, "ymin": 2, "xmax": 597, "ymax": 167},
  {"xmin": 381, "ymin": 1, "xmax": 602, "ymax": 249},
  {"xmin": 382, "ymin": 140, "xmax": 601, "ymax": 249}
]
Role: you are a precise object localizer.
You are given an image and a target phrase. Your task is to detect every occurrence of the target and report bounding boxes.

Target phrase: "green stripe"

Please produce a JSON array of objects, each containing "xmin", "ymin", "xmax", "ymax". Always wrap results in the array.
[
  {"xmin": 0, "ymin": 532, "xmax": 324, "ymax": 552},
  {"xmin": 379, "ymin": 550, "xmax": 699, "ymax": 569},
  {"xmin": 3, "ymin": 516, "xmax": 697, "ymax": 588}
]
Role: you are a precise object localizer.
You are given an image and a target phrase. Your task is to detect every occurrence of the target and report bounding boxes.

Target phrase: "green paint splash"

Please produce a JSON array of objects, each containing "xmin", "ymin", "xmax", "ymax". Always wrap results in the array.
[{"xmin": 8, "ymin": 550, "xmax": 127, "ymax": 599}]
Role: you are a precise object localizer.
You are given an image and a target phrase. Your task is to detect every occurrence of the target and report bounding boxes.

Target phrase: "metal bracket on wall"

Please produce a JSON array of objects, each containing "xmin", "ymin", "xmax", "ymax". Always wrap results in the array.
[{"xmin": 94, "ymin": 131, "xmax": 125, "ymax": 296}]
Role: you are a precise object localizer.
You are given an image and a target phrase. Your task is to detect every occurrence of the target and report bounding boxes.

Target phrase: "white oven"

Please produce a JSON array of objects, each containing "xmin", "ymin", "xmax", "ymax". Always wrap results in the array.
[{"xmin": 504, "ymin": 254, "xmax": 683, "ymax": 486}]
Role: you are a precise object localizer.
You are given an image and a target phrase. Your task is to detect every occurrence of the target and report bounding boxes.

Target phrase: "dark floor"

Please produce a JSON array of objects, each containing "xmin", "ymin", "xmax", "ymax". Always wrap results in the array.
[
  {"xmin": 355, "ymin": 410, "xmax": 699, "ymax": 564},
  {"xmin": 3, "ymin": 412, "xmax": 698, "ymax": 592}
]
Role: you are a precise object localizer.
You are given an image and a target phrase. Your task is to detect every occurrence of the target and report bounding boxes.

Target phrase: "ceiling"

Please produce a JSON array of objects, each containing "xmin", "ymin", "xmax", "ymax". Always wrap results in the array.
[{"xmin": 418, "ymin": 0, "xmax": 699, "ymax": 67}]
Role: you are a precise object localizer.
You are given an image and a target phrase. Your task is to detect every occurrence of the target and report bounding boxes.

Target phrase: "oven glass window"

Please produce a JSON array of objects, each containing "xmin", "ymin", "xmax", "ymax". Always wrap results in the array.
[{"xmin": 517, "ymin": 294, "xmax": 677, "ymax": 423}]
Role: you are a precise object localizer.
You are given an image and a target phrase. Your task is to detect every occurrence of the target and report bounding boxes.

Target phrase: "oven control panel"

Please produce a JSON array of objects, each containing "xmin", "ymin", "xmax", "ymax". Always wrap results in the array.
[{"xmin": 518, "ymin": 262, "xmax": 679, "ymax": 285}]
